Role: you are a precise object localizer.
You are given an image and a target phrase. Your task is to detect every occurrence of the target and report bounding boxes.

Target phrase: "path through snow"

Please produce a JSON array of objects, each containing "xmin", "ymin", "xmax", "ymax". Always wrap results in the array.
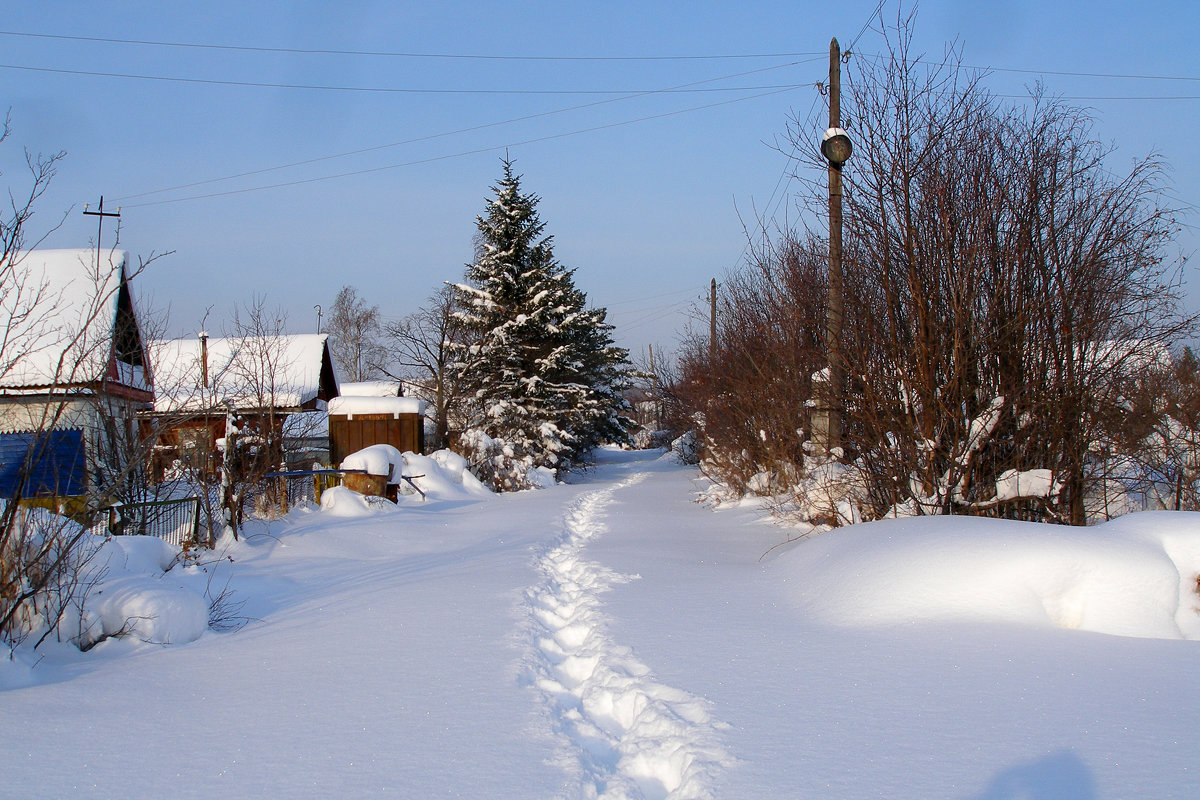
[{"xmin": 525, "ymin": 472, "xmax": 732, "ymax": 799}]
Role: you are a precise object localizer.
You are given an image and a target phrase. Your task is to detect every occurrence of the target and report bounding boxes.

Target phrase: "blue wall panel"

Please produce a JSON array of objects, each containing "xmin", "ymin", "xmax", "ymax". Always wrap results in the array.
[{"xmin": 0, "ymin": 430, "xmax": 86, "ymax": 498}]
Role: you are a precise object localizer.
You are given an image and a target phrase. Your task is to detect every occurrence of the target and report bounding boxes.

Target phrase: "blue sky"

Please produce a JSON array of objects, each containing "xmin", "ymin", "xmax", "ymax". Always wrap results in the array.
[{"xmin": 3, "ymin": 1, "xmax": 1198, "ymax": 360}]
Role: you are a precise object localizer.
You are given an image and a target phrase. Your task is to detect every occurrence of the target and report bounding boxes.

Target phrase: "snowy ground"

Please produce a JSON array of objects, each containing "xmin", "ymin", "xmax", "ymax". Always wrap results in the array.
[{"xmin": 3, "ymin": 448, "xmax": 1199, "ymax": 798}]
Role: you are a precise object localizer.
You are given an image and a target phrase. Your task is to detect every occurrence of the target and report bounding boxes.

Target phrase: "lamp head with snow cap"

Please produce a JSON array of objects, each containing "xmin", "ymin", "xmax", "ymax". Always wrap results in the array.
[{"xmin": 821, "ymin": 127, "xmax": 853, "ymax": 166}]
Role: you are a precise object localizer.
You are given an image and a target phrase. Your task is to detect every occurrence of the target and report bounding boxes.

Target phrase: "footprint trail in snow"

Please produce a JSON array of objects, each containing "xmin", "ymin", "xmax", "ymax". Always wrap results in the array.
[{"xmin": 525, "ymin": 473, "xmax": 732, "ymax": 799}]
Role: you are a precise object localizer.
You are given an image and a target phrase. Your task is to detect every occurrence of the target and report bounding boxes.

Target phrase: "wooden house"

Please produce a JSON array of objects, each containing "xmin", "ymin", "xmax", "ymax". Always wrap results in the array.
[
  {"xmin": 147, "ymin": 333, "xmax": 340, "ymax": 478},
  {"xmin": 0, "ymin": 249, "xmax": 153, "ymax": 505}
]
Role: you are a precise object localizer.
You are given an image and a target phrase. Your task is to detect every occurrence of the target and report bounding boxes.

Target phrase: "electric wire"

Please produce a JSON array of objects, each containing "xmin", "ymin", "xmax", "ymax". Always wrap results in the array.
[
  {"xmin": 113, "ymin": 59, "xmax": 818, "ymax": 203},
  {"xmin": 0, "ymin": 30, "xmax": 819, "ymax": 61},
  {"xmin": 0, "ymin": 61, "xmax": 805, "ymax": 95},
  {"xmin": 9, "ymin": 28, "xmax": 1198, "ymax": 82},
  {"xmin": 606, "ymin": 287, "xmax": 700, "ymax": 308},
  {"xmin": 119, "ymin": 85, "xmax": 803, "ymax": 208},
  {"xmin": 845, "ymin": 0, "xmax": 887, "ymax": 56}
]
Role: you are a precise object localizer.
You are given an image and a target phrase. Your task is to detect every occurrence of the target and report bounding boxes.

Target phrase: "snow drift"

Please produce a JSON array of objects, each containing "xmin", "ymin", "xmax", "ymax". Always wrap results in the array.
[{"xmin": 781, "ymin": 510, "xmax": 1200, "ymax": 640}]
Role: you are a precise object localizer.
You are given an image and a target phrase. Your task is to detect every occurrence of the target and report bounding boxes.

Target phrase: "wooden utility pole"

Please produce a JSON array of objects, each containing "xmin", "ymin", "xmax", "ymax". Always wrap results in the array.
[
  {"xmin": 648, "ymin": 343, "xmax": 662, "ymax": 430},
  {"xmin": 82, "ymin": 195, "xmax": 120, "ymax": 267},
  {"xmin": 709, "ymin": 278, "xmax": 718, "ymax": 362},
  {"xmin": 822, "ymin": 37, "xmax": 847, "ymax": 456}
]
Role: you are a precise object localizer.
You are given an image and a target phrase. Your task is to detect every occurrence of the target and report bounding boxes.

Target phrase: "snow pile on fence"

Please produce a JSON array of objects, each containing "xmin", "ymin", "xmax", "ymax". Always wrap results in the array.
[{"xmin": 781, "ymin": 511, "xmax": 1200, "ymax": 640}]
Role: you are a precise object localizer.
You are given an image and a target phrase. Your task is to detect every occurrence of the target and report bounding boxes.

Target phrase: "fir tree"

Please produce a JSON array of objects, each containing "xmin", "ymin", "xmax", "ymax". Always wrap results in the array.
[{"xmin": 450, "ymin": 158, "xmax": 632, "ymax": 486}]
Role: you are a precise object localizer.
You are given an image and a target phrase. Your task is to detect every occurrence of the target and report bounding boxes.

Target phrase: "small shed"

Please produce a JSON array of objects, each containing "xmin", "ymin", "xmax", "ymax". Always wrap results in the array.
[{"xmin": 328, "ymin": 395, "xmax": 426, "ymax": 467}]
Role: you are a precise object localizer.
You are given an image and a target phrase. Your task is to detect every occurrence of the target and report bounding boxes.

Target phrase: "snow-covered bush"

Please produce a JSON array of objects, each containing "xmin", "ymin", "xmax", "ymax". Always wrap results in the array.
[
  {"xmin": 456, "ymin": 428, "xmax": 556, "ymax": 492},
  {"xmin": 2, "ymin": 502, "xmax": 233, "ymax": 653},
  {"xmin": 669, "ymin": 430, "xmax": 700, "ymax": 465}
]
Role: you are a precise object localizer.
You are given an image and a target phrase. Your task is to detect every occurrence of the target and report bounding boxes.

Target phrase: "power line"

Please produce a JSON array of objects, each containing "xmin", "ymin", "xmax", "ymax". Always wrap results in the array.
[
  {"xmin": 994, "ymin": 93, "xmax": 1200, "ymax": 101},
  {"xmin": 847, "ymin": 49, "xmax": 1200, "ymax": 84},
  {"xmin": 113, "ymin": 59, "xmax": 818, "ymax": 203},
  {"xmin": 0, "ymin": 29, "xmax": 819, "ymax": 61},
  {"xmin": 0, "ymin": 61, "xmax": 805, "ymax": 95},
  {"xmin": 606, "ymin": 287, "xmax": 701, "ymax": 308},
  {"xmin": 120, "ymin": 85, "xmax": 803, "ymax": 208},
  {"xmin": 970, "ymin": 64, "xmax": 1200, "ymax": 84},
  {"xmin": 846, "ymin": 0, "xmax": 887, "ymax": 56}
]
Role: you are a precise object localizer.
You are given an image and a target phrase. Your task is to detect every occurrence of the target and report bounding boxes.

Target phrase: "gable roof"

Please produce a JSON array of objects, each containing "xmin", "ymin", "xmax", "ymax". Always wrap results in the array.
[
  {"xmin": 0, "ymin": 248, "xmax": 150, "ymax": 395},
  {"xmin": 150, "ymin": 333, "xmax": 340, "ymax": 414}
]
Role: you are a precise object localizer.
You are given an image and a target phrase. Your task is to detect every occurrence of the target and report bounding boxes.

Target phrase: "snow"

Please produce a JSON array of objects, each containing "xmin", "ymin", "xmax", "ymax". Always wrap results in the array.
[
  {"xmin": 318, "ymin": 484, "xmax": 400, "ymax": 516},
  {"xmin": 785, "ymin": 513, "xmax": 1200, "ymax": 640},
  {"xmin": 994, "ymin": 467, "xmax": 1057, "ymax": 502},
  {"xmin": 340, "ymin": 442, "xmax": 404, "ymax": 477},
  {"xmin": 327, "ymin": 394, "xmax": 426, "ymax": 417},
  {"xmin": 2, "ymin": 449, "xmax": 1198, "ymax": 798}
]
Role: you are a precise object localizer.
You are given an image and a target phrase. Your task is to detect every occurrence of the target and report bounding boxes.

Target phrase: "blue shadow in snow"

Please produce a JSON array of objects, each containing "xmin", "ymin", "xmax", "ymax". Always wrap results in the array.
[{"xmin": 969, "ymin": 749, "xmax": 1097, "ymax": 800}]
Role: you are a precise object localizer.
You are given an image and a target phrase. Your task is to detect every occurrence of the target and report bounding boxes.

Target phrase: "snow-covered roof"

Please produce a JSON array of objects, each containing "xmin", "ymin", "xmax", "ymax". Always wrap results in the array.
[
  {"xmin": 0, "ymin": 248, "xmax": 148, "ymax": 392},
  {"xmin": 151, "ymin": 333, "xmax": 337, "ymax": 413},
  {"xmin": 328, "ymin": 395, "xmax": 426, "ymax": 417},
  {"xmin": 339, "ymin": 380, "xmax": 402, "ymax": 397}
]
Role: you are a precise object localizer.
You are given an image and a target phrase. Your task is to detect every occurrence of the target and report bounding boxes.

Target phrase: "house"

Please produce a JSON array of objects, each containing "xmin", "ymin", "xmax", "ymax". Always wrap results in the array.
[
  {"xmin": 146, "ymin": 332, "xmax": 340, "ymax": 477},
  {"xmin": 0, "ymin": 248, "xmax": 153, "ymax": 506}
]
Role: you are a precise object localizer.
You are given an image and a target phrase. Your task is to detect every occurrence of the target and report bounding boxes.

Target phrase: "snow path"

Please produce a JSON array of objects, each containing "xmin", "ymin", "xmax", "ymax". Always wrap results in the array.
[{"xmin": 525, "ymin": 471, "xmax": 732, "ymax": 800}]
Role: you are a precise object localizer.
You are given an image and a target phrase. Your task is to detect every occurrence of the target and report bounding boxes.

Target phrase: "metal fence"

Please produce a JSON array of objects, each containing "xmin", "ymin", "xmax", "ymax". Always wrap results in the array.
[
  {"xmin": 101, "ymin": 497, "xmax": 203, "ymax": 547},
  {"xmin": 253, "ymin": 471, "xmax": 340, "ymax": 514}
]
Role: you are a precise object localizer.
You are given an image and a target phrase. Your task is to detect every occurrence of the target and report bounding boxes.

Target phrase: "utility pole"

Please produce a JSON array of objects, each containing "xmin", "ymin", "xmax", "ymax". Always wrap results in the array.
[
  {"xmin": 82, "ymin": 196, "xmax": 120, "ymax": 267},
  {"xmin": 648, "ymin": 343, "xmax": 661, "ymax": 430},
  {"xmin": 709, "ymin": 278, "xmax": 718, "ymax": 363},
  {"xmin": 817, "ymin": 37, "xmax": 853, "ymax": 458},
  {"xmin": 314, "ymin": 305, "xmax": 323, "ymax": 334}
]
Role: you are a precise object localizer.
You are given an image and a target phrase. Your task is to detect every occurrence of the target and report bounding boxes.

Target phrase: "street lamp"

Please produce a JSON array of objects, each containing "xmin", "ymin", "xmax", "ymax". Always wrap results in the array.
[{"xmin": 821, "ymin": 126, "xmax": 853, "ymax": 166}]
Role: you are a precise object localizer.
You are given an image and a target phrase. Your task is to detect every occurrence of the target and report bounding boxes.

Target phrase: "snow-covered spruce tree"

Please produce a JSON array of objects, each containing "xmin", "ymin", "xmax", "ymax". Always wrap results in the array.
[{"xmin": 449, "ymin": 159, "xmax": 632, "ymax": 489}]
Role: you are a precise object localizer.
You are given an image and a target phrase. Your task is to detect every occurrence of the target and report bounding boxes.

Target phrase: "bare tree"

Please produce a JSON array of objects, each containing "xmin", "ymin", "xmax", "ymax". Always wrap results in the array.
[
  {"xmin": 1, "ymin": 187, "xmax": 166, "ymax": 647},
  {"xmin": 326, "ymin": 285, "xmax": 386, "ymax": 382},
  {"xmin": 383, "ymin": 285, "xmax": 473, "ymax": 450},
  {"xmin": 674, "ymin": 231, "xmax": 828, "ymax": 494},
  {"xmin": 218, "ymin": 298, "xmax": 298, "ymax": 535},
  {"xmin": 0, "ymin": 112, "xmax": 67, "ymax": 384}
]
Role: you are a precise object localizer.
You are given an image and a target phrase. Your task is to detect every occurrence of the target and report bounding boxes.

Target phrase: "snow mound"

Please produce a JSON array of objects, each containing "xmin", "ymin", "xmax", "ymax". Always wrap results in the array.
[
  {"xmin": 22, "ymin": 533, "xmax": 219, "ymax": 651},
  {"xmin": 319, "ymin": 485, "xmax": 399, "ymax": 517},
  {"xmin": 780, "ymin": 512, "xmax": 1200, "ymax": 640},
  {"xmin": 81, "ymin": 575, "xmax": 209, "ymax": 647},
  {"xmin": 401, "ymin": 451, "xmax": 492, "ymax": 499},
  {"xmin": 337, "ymin": 447, "xmax": 493, "ymax": 502},
  {"xmin": 340, "ymin": 443, "xmax": 403, "ymax": 477}
]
